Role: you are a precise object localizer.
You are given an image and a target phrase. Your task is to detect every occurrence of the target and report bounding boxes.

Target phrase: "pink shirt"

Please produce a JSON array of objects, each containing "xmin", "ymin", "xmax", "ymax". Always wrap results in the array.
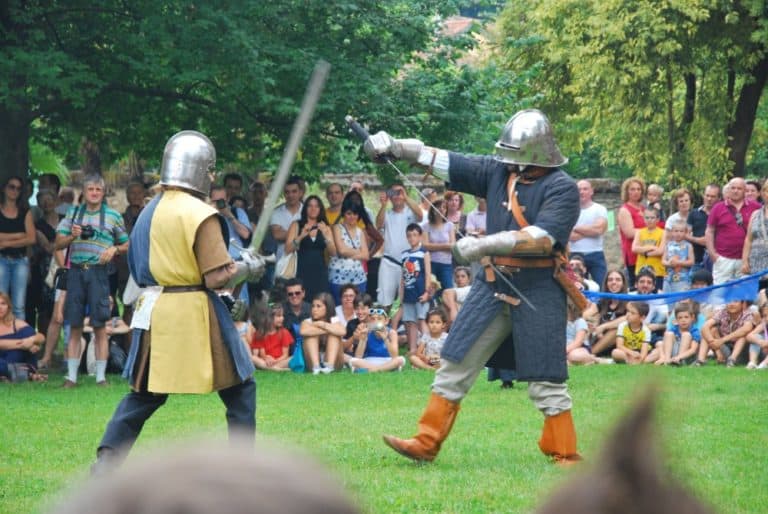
[{"xmin": 707, "ymin": 200, "xmax": 761, "ymax": 258}]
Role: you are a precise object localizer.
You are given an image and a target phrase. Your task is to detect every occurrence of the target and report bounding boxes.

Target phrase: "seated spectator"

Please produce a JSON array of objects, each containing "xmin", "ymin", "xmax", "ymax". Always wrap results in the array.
[
  {"xmin": 569, "ymin": 254, "xmax": 599, "ymax": 292},
  {"xmin": 334, "ymin": 284, "xmax": 358, "ymax": 327},
  {"xmin": 566, "ymin": 300, "xmax": 609, "ymax": 365},
  {"xmin": 744, "ymin": 302, "xmax": 768, "ymax": 369},
  {"xmin": 409, "ymin": 308, "xmax": 448, "ymax": 370},
  {"xmin": 281, "ymin": 278, "xmax": 311, "ymax": 341},
  {"xmin": 341, "ymin": 294, "xmax": 373, "ymax": 356},
  {"xmin": 300, "ymin": 292, "xmax": 345, "ymax": 374},
  {"xmin": 653, "ymin": 302, "xmax": 700, "ymax": 366},
  {"xmin": 248, "ymin": 302, "xmax": 292, "ymax": 372},
  {"xmin": 632, "ymin": 207, "xmax": 666, "ymax": 291},
  {"xmin": 696, "ymin": 300, "xmax": 754, "ymax": 366},
  {"xmin": 631, "ymin": 267, "xmax": 668, "ymax": 346},
  {"xmin": 284, "ymin": 195, "xmax": 335, "ymax": 301},
  {"xmin": 442, "ymin": 266, "xmax": 472, "ymax": 326},
  {"xmin": 589, "ymin": 270, "xmax": 629, "ymax": 356},
  {"xmin": 611, "ymin": 301, "xmax": 652, "ymax": 364},
  {"xmin": 0, "ymin": 292, "xmax": 46, "ymax": 382},
  {"xmin": 346, "ymin": 305, "xmax": 405, "ymax": 373},
  {"xmin": 662, "ymin": 219, "xmax": 694, "ymax": 292}
]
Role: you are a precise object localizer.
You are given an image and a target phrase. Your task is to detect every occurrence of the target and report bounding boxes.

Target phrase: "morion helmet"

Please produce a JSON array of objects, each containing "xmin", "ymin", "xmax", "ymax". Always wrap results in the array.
[
  {"xmin": 494, "ymin": 109, "xmax": 567, "ymax": 168},
  {"xmin": 159, "ymin": 131, "xmax": 216, "ymax": 196}
]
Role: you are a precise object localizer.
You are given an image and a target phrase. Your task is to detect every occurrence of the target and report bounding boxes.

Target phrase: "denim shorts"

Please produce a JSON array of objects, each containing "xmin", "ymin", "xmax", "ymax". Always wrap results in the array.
[{"xmin": 64, "ymin": 265, "xmax": 112, "ymax": 328}]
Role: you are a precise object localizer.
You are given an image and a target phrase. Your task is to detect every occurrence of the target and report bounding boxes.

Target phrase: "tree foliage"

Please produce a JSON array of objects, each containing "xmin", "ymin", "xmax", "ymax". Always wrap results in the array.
[
  {"xmin": 0, "ymin": 0, "xmax": 464, "ymax": 183},
  {"xmin": 497, "ymin": 0, "xmax": 768, "ymax": 190}
]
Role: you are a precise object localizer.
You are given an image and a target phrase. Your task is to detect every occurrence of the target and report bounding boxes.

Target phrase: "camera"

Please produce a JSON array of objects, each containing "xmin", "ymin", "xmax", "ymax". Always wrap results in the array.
[
  {"xmin": 215, "ymin": 199, "xmax": 227, "ymax": 209},
  {"xmin": 368, "ymin": 321, "xmax": 386, "ymax": 332},
  {"xmin": 80, "ymin": 225, "xmax": 96, "ymax": 239}
]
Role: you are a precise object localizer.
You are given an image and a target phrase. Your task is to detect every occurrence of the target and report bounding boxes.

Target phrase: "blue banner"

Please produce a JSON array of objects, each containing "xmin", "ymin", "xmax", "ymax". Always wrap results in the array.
[{"xmin": 583, "ymin": 272, "xmax": 762, "ymax": 306}]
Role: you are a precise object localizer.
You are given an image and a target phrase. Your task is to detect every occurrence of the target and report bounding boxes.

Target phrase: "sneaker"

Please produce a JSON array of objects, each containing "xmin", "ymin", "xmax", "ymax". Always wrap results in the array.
[
  {"xmin": 692, "ymin": 360, "xmax": 705, "ymax": 367},
  {"xmin": 747, "ymin": 362, "xmax": 758, "ymax": 370},
  {"xmin": 320, "ymin": 366, "xmax": 333, "ymax": 374},
  {"xmin": 758, "ymin": 362, "xmax": 768, "ymax": 370},
  {"xmin": 597, "ymin": 357, "xmax": 615, "ymax": 365},
  {"xmin": 312, "ymin": 366, "xmax": 321, "ymax": 375},
  {"xmin": 500, "ymin": 380, "xmax": 514, "ymax": 389},
  {"xmin": 726, "ymin": 358, "xmax": 735, "ymax": 368}
]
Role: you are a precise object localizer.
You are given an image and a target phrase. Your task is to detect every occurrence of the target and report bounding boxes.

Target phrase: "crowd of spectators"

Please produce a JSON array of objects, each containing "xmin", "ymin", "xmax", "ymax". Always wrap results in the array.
[{"xmin": 3, "ymin": 170, "xmax": 768, "ymax": 384}]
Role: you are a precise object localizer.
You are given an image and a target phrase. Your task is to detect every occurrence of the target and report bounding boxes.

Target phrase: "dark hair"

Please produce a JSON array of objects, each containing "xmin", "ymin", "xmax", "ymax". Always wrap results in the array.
[
  {"xmin": 339, "ymin": 283, "xmax": 359, "ymax": 299},
  {"xmin": 353, "ymin": 293, "xmax": 374, "ymax": 309},
  {"xmin": 690, "ymin": 269, "xmax": 713, "ymax": 286},
  {"xmin": 299, "ymin": 195, "xmax": 328, "ymax": 230},
  {"xmin": 38, "ymin": 173, "xmax": 62, "ymax": 193},
  {"xmin": 406, "ymin": 223, "xmax": 423, "ymax": 234},
  {"xmin": 249, "ymin": 300, "xmax": 284, "ymax": 335},
  {"xmin": 627, "ymin": 301, "xmax": 650, "ymax": 318},
  {"xmin": 311, "ymin": 292, "xmax": 335, "ymax": 322},
  {"xmin": 0, "ymin": 176, "xmax": 29, "ymax": 210},
  {"xmin": 339, "ymin": 191, "xmax": 374, "ymax": 227},
  {"xmin": 209, "ymin": 184, "xmax": 226, "ymax": 195},
  {"xmin": 223, "ymin": 172, "xmax": 243, "ymax": 187},
  {"xmin": 283, "ymin": 278, "xmax": 304, "ymax": 290},
  {"xmin": 636, "ymin": 266, "xmax": 657, "ymax": 282},
  {"xmin": 598, "ymin": 269, "xmax": 628, "ymax": 319},
  {"xmin": 285, "ymin": 175, "xmax": 303, "ymax": 190},
  {"xmin": 426, "ymin": 307, "xmax": 448, "ymax": 324},
  {"xmin": 427, "ymin": 199, "xmax": 446, "ymax": 225},
  {"xmin": 569, "ymin": 253, "xmax": 586, "ymax": 265},
  {"xmin": 673, "ymin": 302, "xmax": 695, "ymax": 318}
]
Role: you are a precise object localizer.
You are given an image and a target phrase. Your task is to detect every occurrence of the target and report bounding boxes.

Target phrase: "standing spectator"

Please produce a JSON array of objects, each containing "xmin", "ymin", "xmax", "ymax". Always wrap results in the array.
[
  {"xmin": 0, "ymin": 176, "xmax": 36, "ymax": 320},
  {"xmin": 31, "ymin": 173, "xmax": 62, "ymax": 222},
  {"xmin": 375, "ymin": 183, "xmax": 422, "ymax": 309},
  {"xmin": 55, "ymin": 174, "xmax": 129, "ymax": 387},
  {"xmin": 662, "ymin": 219, "xmax": 694, "ymax": 292},
  {"xmin": 418, "ymin": 187, "xmax": 438, "ymax": 224},
  {"xmin": 705, "ymin": 177, "xmax": 761, "ymax": 284},
  {"xmin": 343, "ymin": 190, "xmax": 383, "ymax": 297},
  {"xmin": 745, "ymin": 180, "xmax": 762, "ymax": 204},
  {"xmin": 688, "ymin": 183, "xmax": 720, "ymax": 271},
  {"xmin": 281, "ymin": 278, "xmax": 311, "ymax": 341},
  {"xmin": 421, "ymin": 199, "xmax": 454, "ymax": 291},
  {"xmin": 665, "ymin": 188, "xmax": 693, "ymax": 235},
  {"xmin": 444, "ymin": 190, "xmax": 465, "ymax": 236},
  {"xmin": 646, "ymin": 184, "xmax": 666, "ymax": 223},
  {"xmin": 617, "ymin": 176, "xmax": 647, "ymax": 287},
  {"xmin": 210, "ymin": 185, "xmax": 253, "ymax": 306},
  {"xmin": 223, "ymin": 172, "xmax": 244, "ymax": 201},
  {"xmin": 329, "ymin": 196, "xmax": 369, "ymax": 303},
  {"xmin": 569, "ymin": 179, "xmax": 608, "ymax": 286},
  {"xmin": 741, "ymin": 180, "xmax": 768, "ymax": 283},
  {"xmin": 246, "ymin": 181, "xmax": 266, "ymax": 226},
  {"xmin": 465, "ymin": 196, "xmax": 487, "ymax": 236},
  {"xmin": 122, "ymin": 182, "xmax": 146, "ymax": 234},
  {"xmin": 285, "ymin": 195, "xmax": 335, "ymax": 301},
  {"xmin": 324, "ymin": 182, "xmax": 344, "ymax": 225},
  {"xmin": 56, "ymin": 186, "xmax": 75, "ymax": 217},
  {"xmin": 399, "ymin": 223, "xmax": 431, "ymax": 353},
  {"xmin": 632, "ymin": 207, "xmax": 666, "ymax": 291},
  {"xmin": 269, "ymin": 176, "xmax": 303, "ymax": 260},
  {"xmin": 27, "ymin": 190, "xmax": 59, "ymax": 334}
]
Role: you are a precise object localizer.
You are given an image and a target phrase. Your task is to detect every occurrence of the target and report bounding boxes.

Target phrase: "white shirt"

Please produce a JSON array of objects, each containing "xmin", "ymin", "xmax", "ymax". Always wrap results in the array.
[
  {"xmin": 382, "ymin": 208, "xmax": 418, "ymax": 261},
  {"xmin": 269, "ymin": 202, "xmax": 302, "ymax": 259},
  {"xmin": 465, "ymin": 208, "xmax": 487, "ymax": 235},
  {"xmin": 570, "ymin": 202, "xmax": 608, "ymax": 253}
]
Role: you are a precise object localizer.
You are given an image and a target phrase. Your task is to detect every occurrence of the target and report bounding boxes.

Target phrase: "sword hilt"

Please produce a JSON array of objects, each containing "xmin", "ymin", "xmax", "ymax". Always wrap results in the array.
[{"xmin": 345, "ymin": 115, "xmax": 370, "ymax": 141}]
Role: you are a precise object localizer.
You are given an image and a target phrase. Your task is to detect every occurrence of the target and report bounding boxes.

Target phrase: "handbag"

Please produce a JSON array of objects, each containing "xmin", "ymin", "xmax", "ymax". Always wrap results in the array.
[
  {"xmin": 276, "ymin": 251, "xmax": 297, "ymax": 279},
  {"xmin": 289, "ymin": 323, "xmax": 305, "ymax": 372}
]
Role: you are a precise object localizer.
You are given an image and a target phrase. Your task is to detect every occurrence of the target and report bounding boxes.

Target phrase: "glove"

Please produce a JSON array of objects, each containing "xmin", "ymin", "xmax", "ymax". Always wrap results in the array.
[
  {"xmin": 225, "ymin": 249, "xmax": 267, "ymax": 289},
  {"xmin": 363, "ymin": 131, "xmax": 424, "ymax": 164},
  {"xmin": 452, "ymin": 231, "xmax": 519, "ymax": 265}
]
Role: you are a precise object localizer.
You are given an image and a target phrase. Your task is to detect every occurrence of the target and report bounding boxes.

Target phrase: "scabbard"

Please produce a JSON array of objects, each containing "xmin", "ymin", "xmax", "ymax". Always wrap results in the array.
[{"xmin": 553, "ymin": 263, "xmax": 589, "ymax": 312}]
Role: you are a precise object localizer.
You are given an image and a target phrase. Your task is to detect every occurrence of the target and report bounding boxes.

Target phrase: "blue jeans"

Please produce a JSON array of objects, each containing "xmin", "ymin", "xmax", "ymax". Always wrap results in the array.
[
  {"xmin": 581, "ymin": 251, "xmax": 607, "ymax": 289},
  {"xmin": 0, "ymin": 255, "xmax": 29, "ymax": 320},
  {"xmin": 431, "ymin": 261, "xmax": 454, "ymax": 292}
]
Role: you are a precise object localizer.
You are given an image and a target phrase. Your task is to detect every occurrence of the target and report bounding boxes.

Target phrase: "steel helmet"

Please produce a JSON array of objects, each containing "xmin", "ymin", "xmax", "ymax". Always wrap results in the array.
[
  {"xmin": 159, "ymin": 130, "xmax": 216, "ymax": 195},
  {"xmin": 494, "ymin": 109, "xmax": 567, "ymax": 167}
]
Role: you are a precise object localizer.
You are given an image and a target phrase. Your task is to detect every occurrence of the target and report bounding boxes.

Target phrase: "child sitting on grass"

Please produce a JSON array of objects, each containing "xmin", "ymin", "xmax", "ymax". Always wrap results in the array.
[
  {"xmin": 248, "ymin": 302, "xmax": 292, "ymax": 372},
  {"xmin": 611, "ymin": 301, "xmax": 651, "ymax": 364},
  {"xmin": 744, "ymin": 302, "xmax": 768, "ymax": 370},
  {"xmin": 346, "ymin": 306, "xmax": 405, "ymax": 373},
  {"xmin": 654, "ymin": 302, "xmax": 700, "ymax": 366},
  {"xmin": 566, "ymin": 300, "xmax": 611, "ymax": 365},
  {"xmin": 409, "ymin": 308, "xmax": 448, "ymax": 370},
  {"xmin": 696, "ymin": 300, "xmax": 754, "ymax": 367}
]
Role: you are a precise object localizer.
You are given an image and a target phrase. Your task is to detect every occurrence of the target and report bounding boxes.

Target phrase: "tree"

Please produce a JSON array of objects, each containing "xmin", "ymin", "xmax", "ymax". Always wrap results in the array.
[
  {"xmin": 0, "ymin": 1, "xmax": 463, "ymax": 184},
  {"xmin": 496, "ymin": 0, "xmax": 768, "ymax": 187}
]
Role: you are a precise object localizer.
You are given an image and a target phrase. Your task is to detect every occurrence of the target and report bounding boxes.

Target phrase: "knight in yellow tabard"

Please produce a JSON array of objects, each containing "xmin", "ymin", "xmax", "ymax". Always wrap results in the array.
[{"xmin": 93, "ymin": 131, "xmax": 265, "ymax": 473}]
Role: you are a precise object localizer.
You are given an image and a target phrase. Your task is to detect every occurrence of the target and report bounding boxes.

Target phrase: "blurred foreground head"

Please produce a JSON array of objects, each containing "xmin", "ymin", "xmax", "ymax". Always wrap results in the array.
[
  {"xmin": 51, "ymin": 438, "xmax": 359, "ymax": 514},
  {"xmin": 535, "ymin": 388, "xmax": 715, "ymax": 514}
]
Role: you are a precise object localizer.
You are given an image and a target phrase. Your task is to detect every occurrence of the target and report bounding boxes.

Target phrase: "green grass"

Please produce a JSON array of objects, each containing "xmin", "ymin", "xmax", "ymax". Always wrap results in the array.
[{"xmin": 1, "ymin": 365, "xmax": 766, "ymax": 513}]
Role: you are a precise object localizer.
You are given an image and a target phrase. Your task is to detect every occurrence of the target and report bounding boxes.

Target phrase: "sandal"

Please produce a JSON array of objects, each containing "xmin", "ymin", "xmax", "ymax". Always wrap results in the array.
[{"xmin": 29, "ymin": 373, "xmax": 48, "ymax": 382}]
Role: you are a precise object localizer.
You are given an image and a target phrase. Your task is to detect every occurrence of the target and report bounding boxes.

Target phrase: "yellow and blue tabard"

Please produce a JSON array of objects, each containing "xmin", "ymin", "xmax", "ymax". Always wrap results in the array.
[{"xmin": 125, "ymin": 190, "xmax": 253, "ymax": 394}]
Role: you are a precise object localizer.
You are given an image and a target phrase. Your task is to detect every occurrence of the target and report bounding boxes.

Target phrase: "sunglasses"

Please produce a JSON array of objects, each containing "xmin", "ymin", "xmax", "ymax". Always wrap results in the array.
[
  {"xmin": 369, "ymin": 308, "xmax": 387, "ymax": 316},
  {"xmin": 734, "ymin": 211, "xmax": 743, "ymax": 227},
  {"xmin": 286, "ymin": 291, "xmax": 303, "ymax": 297}
]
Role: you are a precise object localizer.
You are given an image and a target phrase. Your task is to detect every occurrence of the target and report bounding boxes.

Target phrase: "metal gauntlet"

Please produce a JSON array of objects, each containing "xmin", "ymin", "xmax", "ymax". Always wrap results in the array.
[
  {"xmin": 225, "ymin": 251, "xmax": 266, "ymax": 290},
  {"xmin": 363, "ymin": 131, "xmax": 423, "ymax": 164},
  {"xmin": 507, "ymin": 231, "xmax": 553, "ymax": 257},
  {"xmin": 452, "ymin": 231, "xmax": 520, "ymax": 265}
]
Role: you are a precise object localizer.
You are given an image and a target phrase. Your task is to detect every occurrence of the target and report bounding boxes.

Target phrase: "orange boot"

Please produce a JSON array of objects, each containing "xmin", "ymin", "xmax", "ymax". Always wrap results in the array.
[
  {"xmin": 538, "ymin": 410, "xmax": 582, "ymax": 465},
  {"xmin": 383, "ymin": 393, "xmax": 460, "ymax": 462}
]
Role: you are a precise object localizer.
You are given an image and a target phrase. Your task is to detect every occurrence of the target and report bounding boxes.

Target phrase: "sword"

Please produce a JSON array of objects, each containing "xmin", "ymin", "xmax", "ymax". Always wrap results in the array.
[
  {"xmin": 344, "ymin": 115, "xmax": 536, "ymax": 311},
  {"xmin": 249, "ymin": 60, "xmax": 331, "ymax": 253}
]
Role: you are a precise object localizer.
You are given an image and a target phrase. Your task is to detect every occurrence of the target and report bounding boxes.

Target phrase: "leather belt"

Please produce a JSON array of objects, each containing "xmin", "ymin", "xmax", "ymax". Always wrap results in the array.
[
  {"xmin": 163, "ymin": 285, "xmax": 206, "ymax": 293},
  {"xmin": 492, "ymin": 256, "xmax": 556, "ymax": 269},
  {"xmin": 70, "ymin": 263, "xmax": 106, "ymax": 270}
]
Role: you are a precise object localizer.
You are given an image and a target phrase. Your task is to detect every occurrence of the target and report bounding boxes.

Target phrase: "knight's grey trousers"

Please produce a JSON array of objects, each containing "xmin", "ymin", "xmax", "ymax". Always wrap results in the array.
[{"xmin": 432, "ymin": 304, "xmax": 572, "ymax": 416}]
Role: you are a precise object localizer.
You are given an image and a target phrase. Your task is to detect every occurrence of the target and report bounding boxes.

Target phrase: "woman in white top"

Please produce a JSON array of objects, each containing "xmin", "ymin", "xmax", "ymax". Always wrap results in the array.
[
  {"xmin": 442, "ymin": 266, "xmax": 472, "ymax": 327},
  {"xmin": 334, "ymin": 284, "xmax": 358, "ymax": 328}
]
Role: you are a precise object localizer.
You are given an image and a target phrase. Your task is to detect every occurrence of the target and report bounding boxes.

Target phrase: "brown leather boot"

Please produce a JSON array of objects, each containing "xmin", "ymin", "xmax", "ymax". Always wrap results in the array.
[
  {"xmin": 538, "ymin": 410, "xmax": 582, "ymax": 465},
  {"xmin": 382, "ymin": 393, "xmax": 460, "ymax": 462}
]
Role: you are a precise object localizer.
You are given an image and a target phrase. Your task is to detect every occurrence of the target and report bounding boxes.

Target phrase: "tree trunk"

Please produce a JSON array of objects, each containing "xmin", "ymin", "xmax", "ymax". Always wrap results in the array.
[
  {"xmin": 79, "ymin": 139, "xmax": 102, "ymax": 176},
  {"xmin": 0, "ymin": 105, "xmax": 30, "ymax": 183},
  {"xmin": 727, "ymin": 53, "xmax": 768, "ymax": 177}
]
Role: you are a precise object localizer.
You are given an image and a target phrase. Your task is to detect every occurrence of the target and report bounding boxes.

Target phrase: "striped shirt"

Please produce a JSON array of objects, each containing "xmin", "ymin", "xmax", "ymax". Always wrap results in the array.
[{"xmin": 57, "ymin": 204, "xmax": 129, "ymax": 264}]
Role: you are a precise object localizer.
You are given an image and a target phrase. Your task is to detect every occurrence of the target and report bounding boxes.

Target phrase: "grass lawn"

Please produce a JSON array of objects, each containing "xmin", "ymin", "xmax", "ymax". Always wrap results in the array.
[{"xmin": 1, "ymin": 364, "xmax": 765, "ymax": 513}]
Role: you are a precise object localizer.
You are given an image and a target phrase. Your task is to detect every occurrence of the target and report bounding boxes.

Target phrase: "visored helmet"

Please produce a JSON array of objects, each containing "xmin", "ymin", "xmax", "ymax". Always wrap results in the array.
[
  {"xmin": 159, "ymin": 131, "xmax": 216, "ymax": 196},
  {"xmin": 494, "ymin": 109, "xmax": 567, "ymax": 168}
]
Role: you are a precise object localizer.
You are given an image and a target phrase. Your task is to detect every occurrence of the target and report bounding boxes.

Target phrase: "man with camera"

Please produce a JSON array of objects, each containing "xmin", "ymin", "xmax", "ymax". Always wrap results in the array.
[{"xmin": 55, "ymin": 174, "xmax": 129, "ymax": 388}]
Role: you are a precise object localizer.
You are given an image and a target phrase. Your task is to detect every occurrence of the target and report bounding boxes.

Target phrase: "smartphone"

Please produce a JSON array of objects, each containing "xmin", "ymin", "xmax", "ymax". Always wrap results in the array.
[{"xmin": 215, "ymin": 199, "xmax": 227, "ymax": 209}]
